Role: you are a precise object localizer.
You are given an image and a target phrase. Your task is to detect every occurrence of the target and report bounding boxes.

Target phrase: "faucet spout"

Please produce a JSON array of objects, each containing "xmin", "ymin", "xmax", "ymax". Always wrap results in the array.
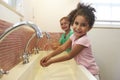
[
  {"xmin": 0, "ymin": 21, "xmax": 43, "ymax": 43},
  {"xmin": 26, "ymin": 21, "xmax": 43, "ymax": 38}
]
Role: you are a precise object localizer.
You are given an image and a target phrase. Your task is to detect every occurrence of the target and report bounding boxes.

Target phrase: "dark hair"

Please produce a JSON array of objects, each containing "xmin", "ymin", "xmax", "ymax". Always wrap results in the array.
[{"xmin": 68, "ymin": 3, "xmax": 96, "ymax": 28}]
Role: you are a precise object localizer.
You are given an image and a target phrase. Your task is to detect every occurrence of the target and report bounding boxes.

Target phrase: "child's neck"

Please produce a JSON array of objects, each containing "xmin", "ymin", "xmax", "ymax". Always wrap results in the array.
[{"xmin": 65, "ymin": 29, "xmax": 70, "ymax": 35}]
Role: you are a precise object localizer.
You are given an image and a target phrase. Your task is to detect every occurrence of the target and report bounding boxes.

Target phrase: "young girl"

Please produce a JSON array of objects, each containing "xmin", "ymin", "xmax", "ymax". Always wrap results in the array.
[
  {"xmin": 40, "ymin": 3, "xmax": 99, "ymax": 80},
  {"xmin": 52, "ymin": 16, "xmax": 73, "ymax": 53}
]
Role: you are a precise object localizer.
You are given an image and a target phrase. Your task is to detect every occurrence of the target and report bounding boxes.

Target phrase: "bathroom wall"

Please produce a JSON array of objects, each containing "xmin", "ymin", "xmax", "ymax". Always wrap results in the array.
[
  {"xmin": 88, "ymin": 27, "xmax": 120, "ymax": 80},
  {"xmin": 18, "ymin": 0, "xmax": 80, "ymax": 32}
]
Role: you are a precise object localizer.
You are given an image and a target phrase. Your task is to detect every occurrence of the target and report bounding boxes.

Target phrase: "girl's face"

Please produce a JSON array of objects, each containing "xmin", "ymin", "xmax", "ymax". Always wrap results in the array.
[
  {"xmin": 60, "ymin": 19, "xmax": 70, "ymax": 32},
  {"xmin": 72, "ymin": 15, "xmax": 91, "ymax": 38}
]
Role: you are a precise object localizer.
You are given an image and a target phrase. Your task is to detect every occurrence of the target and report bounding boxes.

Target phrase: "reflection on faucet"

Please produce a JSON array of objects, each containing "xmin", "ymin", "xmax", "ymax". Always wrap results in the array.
[
  {"xmin": 0, "ymin": 68, "xmax": 9, "ymax": 78},
  {"xmin": 44, "ymin": 32, "xmax": 50, "ymax": 39},
  {"xmin": 22, "ymin": 53, "xmax": 29, "ymax": 64},
  {"xmin": 0, "ymin": 21, "xmax": 43, "ymax": 43}
]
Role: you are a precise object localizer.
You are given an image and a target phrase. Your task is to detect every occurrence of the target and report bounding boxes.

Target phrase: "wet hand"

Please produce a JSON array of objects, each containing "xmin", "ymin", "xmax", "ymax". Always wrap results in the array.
[
  {"xmin": 40, "ymin": 59, "xmax": 52, "ymax": 67},
  {"xmin": 40, "ymin": 55, "xmax": 51, "ymax": 67}
]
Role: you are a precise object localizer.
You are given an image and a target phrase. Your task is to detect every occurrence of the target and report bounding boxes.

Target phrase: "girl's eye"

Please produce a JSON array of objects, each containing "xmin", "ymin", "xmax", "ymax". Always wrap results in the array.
[
  {"xmin": 74, "ymin": 21, "xmax": 79, "ymax": 25},
  {"xmin": 60, "ymin": 23, "xmax": 63, "ymax": 26},
  {"xmin": 74, "ymin": 21, "xmax": 88, "ymax": 27}
]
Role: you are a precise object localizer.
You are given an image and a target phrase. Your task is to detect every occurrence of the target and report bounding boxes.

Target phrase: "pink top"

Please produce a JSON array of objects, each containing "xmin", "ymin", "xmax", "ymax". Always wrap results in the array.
[{"xmin": 70, "ymin": 34, "xmax": 99, "ymax": 75}]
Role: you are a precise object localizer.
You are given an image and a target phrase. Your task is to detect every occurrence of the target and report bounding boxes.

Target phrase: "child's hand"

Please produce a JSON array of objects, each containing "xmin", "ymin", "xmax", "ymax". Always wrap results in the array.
[
  {"xmin": 41, "ymin": 59, "xmax": 52, "ymax": 67},
  {"xmin": 40, "ymin": 55, "xmax": 51, "ymax": 67}
]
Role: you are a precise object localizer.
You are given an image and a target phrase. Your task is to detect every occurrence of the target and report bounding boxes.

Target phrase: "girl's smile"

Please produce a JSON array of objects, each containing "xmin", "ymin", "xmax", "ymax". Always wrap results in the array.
[{"xmin": 72, "ymin": 15, "xmax": 90, "ymax": 39}]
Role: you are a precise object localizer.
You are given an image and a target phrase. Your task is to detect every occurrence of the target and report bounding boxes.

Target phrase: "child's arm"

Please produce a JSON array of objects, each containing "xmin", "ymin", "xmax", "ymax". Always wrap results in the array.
[
  {"xmin": 51, "ymin": 42, "xmax": 60, "ymax": 50},
  {"xmin": 40, "ymin": 39, "xmax": 72, "ymax": 66},
  {"xmin": 42, "ymin": 44, "xmax": 85, "ymax": 67},
  {"xmin": 48, "ymin": 39, "xmax": 72, "ymax": 58}
]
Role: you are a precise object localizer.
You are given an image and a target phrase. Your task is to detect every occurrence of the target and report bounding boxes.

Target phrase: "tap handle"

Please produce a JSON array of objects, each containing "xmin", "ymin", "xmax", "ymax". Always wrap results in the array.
[{"xmin": 0, "ymin": 69, "xmax": 9, "ymax": 74}]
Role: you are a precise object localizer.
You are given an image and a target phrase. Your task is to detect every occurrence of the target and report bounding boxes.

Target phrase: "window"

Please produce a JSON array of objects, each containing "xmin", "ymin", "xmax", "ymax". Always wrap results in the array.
[
  {"xmin": 3, "ymin": 0, "xmax": 9, "ymax": 4},
  {"xmin": 3, "ymin": 0, "xmax": 22, "ymax": 8},
  {"xmin": 81, "ymin": 0, "xmax": 120, "ymax": 27}
]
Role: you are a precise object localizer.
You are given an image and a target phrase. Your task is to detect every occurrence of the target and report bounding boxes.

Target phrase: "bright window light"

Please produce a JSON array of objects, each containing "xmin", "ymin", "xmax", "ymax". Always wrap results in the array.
[
  {"xmin": 3, "ymin": 0, "xmax": 9, "ymax": 4},
  {"xmin": 81, "ymin": 0, "xmax": 120, "ymax": 26}
]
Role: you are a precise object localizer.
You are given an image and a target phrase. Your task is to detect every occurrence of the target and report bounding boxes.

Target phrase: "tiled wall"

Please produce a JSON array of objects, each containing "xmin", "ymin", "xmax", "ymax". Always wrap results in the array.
[
  {"xmin": 38, "ymin": 32, "xmax": 62, "ymax": 50},
  {"xmin": 0, "ymin": 19, "xmax": 62, "ymax": 71}
]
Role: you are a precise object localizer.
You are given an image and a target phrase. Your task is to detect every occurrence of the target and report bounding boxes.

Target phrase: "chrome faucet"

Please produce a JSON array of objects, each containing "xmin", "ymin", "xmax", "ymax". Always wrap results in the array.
[
  {"xmin": 0, "ymin": 21, "xmax": 43, "ymax": 42},
  {"xmin": 0, "ymin": 68, "xmax": 9, "ymax": 78},
  {"xmin": 0, "ymin": 21, "xmax": 43, "ymax": 64},
  {"xmin": 44, "ymin": 32, "xmax": 50, "ymax": 39},
  {"xmin": 32, "ymin": 32, "xmax": 50, "ymax": 54},
  {"xmin": 22, "ymin": 53, "xmax": 29, "ymax": 64}
]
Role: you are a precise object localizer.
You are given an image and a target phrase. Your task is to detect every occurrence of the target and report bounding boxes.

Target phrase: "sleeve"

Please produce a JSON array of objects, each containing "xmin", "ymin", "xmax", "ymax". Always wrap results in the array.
[{"xmin": 75, "ymin": 35, "xmax": 90, "ymax": 47}]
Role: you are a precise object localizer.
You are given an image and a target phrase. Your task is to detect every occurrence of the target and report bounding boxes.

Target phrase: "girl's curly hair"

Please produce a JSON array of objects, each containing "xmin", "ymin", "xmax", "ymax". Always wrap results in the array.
[{"xmin": 67, "ymin": 3, "xmax": 96, "ymax": 27}]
